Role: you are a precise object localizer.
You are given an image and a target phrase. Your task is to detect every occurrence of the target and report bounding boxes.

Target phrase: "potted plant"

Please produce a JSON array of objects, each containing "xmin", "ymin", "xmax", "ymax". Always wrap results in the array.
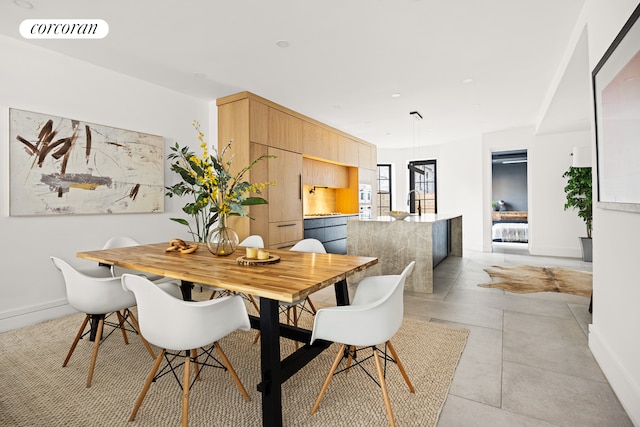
[{"xmin": 562, "ymin": 166, "xmax": 592, "ymax": 262}]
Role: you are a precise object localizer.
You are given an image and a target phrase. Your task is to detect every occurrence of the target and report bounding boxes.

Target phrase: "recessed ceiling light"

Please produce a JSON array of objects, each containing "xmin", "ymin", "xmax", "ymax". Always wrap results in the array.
[
  {"xmin": 276, "ymin": 40, "xmax": 290, "ymax": 48},
  {"xmin": 462, "ymin": 78, "xmax": 473, "ymax": 84},
  {"xmin": 194, "ymin": 72, "xmax": 206, "ymax": 78},
  {"xmin": 391, "ymin": 93, "xmax": 401, "ymax": 98},
  {"xmin": 14, "ymin": 0, "xmax": 33, "ymax": 9}
]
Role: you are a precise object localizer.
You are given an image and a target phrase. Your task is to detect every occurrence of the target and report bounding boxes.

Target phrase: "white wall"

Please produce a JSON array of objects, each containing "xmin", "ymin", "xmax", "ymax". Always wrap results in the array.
[
  {"xmin": 482, "ymin": 126, "xmax": 591, "ymax": 257},
  {"xmin": 0, "ymin": 35, "xmax": 211, "ymax": 332},
  {"xmin": 378, "ymin": 137, "xmax": 485, "ymax": 252},
  {"xmin": 581, "ymin": 1, "xmax": 640, "ymax": 424},
  {"xmin": 380, "ymin": 127, "xmax": 590, "ymax": 256}
]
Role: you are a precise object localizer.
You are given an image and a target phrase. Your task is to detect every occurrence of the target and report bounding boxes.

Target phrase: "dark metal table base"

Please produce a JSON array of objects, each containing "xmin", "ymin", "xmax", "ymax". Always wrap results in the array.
[{"xmin": 178, "ymin": 278, "xmax": 349, "ymax": 427}]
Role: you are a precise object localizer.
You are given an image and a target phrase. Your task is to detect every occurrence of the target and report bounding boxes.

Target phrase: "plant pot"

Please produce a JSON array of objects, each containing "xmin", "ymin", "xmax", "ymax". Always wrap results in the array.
[{"xmin": 580, "ymin": 237, "xmax": 592, "ymax": 263}]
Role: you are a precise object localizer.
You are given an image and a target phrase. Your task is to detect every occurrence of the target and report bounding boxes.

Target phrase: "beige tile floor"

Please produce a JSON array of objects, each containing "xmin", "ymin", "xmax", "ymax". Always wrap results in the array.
[{"xmin": 314, "ymin": 242, "xmax": 632, "ymax": 426}]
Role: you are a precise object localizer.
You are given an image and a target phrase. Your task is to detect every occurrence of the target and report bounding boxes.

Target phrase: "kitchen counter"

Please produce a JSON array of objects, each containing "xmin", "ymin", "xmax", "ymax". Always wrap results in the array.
[
  {"xmin": 304, "ymin": 214, "xmax": 359, "ymax": 254},
  {"xmin": 347, "ymin": 214, "xmax": 462, "ymax": 293},
  {"xmin": 360, "ymin": 213, "xmax": 461, "ymax": 223},
  {"xmin": 303, "ymin": 213, "xmax": 358, "ymax": 219}
]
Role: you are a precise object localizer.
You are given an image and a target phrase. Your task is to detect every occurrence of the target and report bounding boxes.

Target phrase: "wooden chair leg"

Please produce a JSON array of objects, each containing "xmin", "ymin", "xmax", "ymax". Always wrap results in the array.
[
  {"xmin": 386, "ymin": 340, "xmax": 415, "ymax": 393},
  {"xmin": 63, "ymin": 314, "xmax": 90, "ymax": 367},
  {"xmin": 293, "ymin": 306, "xmax": 301, "ymax": 349},
  {"xmin": 130, "ymin": 349, "xmax": 165, "ymax": 422},
  {"xmin": 182, "ymin": 353, "xmax": 190, "ymax": 427},
  {"xmin": 191, "ymin": 349, "xmax": 202, "ymax": 381},
  {"xmin": 373, "ymin": 347, "xmax": 396, "ymax": 427},
  {"xmin": 86, "ymin": 316, "xmax": 105, "ymax": 388},
  {"xmin": 248, "ymin": 295, "xmax": 260, "ymax": 314},
  {"xmin": 311, "ymin": 344, "xmax": 346, "ymax": 415},
  {"xmin": 115, "ymin": 311, "xmax": 129, "ymax": 344},
  {"xmin": 306, "ymin": 296, "xmax": 317, "ymax": 314},
  {"xmin": 127, "ymin": 310, "xmax": 156, "ymax": 359},
  {"xmin": 285, "ymin": 306, "xmax": 293, "ymax": 324},
  {"xmin": 214, "ymin": 342, "xmax": 251, "ymax": 401},
  {"xmin": 345, "ymin": 345, "xmax": 356, "ymax": 374}
]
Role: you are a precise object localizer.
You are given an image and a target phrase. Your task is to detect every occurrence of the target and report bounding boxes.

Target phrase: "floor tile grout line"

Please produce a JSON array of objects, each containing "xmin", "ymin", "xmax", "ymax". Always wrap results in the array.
[{"xmin": 501, "ymin": 358, "xmax": 611, "ymax": 385}]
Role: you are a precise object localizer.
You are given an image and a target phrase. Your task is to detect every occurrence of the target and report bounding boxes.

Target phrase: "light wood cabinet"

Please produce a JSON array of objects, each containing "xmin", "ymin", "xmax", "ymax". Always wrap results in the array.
[
  {"xmin": 303, "ymin": 121, "xmax": 338, "ymax": 161},
  {"xmin": 303, "ymin": 157, "xmax": 349, "ymax": 188},
  {"xmin": 268, "ymin": 108, "xmax": 302, "ymax": 153},
  {"xmin": 337, "ymin": 135, "xmax": 359, "ymax": 166},
  {"xmin": 268, "ymin": 147, "xmax": 303, "ymax": 222},
  {"xmin": 249, "ymin": 143, "xmax": 303, "ymax": 248},
  {"xmin": 249, "ymin": 99, "xmax": 268, "ymax": 144},
  {"xmin": 217, "ymin": 91, "xmax": 376, "ymax": 245},
  {"xmin": 358, "ymin": 142, "xmax": 376, "ymax": 170}
]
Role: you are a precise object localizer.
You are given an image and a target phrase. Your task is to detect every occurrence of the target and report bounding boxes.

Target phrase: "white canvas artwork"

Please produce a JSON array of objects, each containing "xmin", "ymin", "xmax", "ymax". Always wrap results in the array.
[{"xmin": 9, "ymin": 108, "xmax": 165, "ymax": 216}]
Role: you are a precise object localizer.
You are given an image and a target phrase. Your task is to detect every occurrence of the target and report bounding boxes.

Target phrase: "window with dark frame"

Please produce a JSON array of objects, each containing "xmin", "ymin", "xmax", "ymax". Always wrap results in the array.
[
  {"xmin": 408, "ymin": 160, "xmax": 437, "ymax": 214},
  {"xmin": 377, "ymin": 164, "xmax": 392, "ymax": 216}
]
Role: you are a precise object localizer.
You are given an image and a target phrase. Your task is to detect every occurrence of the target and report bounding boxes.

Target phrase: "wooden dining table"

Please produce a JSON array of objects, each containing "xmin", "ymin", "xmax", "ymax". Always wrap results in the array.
[{"xmin": 76, "ymin": 241, "xmax": 377, "ymax": 427}]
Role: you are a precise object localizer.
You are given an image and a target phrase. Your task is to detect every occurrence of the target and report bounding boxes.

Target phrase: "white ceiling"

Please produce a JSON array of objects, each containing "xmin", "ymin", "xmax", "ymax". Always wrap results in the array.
[{"xmin": 0, "ymin": 0, "xmax": 590, "ymax": 149}]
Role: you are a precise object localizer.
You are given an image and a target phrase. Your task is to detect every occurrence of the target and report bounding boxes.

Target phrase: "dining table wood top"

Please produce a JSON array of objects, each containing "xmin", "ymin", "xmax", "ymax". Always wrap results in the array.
[{"xmin": 76, "ymin": 242, "xmax": 378, "ymax": 303}]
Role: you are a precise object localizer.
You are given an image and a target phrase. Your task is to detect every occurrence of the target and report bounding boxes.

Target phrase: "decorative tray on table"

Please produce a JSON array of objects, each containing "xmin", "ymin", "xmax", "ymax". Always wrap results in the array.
[{"xmin": 236, "ymin": 255, "xmax": 281, "ymax": 265}]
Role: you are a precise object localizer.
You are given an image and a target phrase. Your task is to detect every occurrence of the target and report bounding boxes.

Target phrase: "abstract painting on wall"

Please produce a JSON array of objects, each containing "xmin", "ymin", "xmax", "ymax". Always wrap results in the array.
[
  {"xmin": 9, "ymin": 109, "xmax": 164, "ymax": 216},
  {"xmin": 593, "ymin": 4, "xmax": 640, "ymax": 213}
]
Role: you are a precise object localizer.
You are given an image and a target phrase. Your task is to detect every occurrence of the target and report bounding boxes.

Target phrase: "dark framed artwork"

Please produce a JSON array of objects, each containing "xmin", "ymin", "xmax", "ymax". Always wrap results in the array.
[
  {"xmin": 592, "ymin": 3, "xmax": 640, "ymax": 212},
  {"xmin": 9, "ymin": 109, "xmax": 165, "ymax": 216}
]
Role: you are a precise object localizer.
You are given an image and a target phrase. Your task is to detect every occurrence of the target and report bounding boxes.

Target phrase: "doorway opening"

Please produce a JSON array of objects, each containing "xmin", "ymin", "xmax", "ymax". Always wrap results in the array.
[{"xmin": 491, "ymin": 150, "xmax": 529, "ymax": 254}]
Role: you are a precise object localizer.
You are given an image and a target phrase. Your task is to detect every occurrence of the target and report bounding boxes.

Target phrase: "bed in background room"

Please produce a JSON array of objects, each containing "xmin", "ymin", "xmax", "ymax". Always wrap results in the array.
[{"xmin": 492, "ymin": 211, "xmax": 528, "ymax": 243}]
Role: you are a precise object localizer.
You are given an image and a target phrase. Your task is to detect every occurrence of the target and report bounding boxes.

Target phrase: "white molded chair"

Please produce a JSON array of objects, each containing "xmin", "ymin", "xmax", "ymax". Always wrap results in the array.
[
  {"xmin": 209, "ymin": 235, "xmax": 264, "ymax": 313},
  {"xmin": 102, "ymin": 236, "xmax": 183, "ymax": 300},
  {"xmin": 122, "ymin": 274, "xmax": 251, "ymax": 427},
  {"xmin": 309, "ymin": 261, "xmax": 416, "ymax": 427},
  {"xmin": 50, "ymin": 256, "xmax": 156, "ymax": 388},
  {"xmin": 290, "ymin": 237, "xmax": 326, "ymax": 254},
  {"xmin": 283, "ymin": 238, "xmax": 326, "ymax": 326},
  {"xmin": 239, "ymin": 234, "xmax": 265, "ymax": 248}
]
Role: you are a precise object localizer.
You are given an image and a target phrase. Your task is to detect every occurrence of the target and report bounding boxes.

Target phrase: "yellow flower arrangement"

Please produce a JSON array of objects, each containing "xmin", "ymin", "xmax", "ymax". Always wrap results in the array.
[{"xmin": 166, "ymin": 120, "xmax": 273, "ymax": 242}]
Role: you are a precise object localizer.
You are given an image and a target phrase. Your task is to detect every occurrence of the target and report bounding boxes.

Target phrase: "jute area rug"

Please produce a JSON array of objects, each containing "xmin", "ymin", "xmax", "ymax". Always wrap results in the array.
[
  {"xmin": 0, "ymin": 306, "xmax": 468, "ymax": 426},
  {"xmin": 478, "ymin": 265, "xmax": 592, "ymax": 297}
]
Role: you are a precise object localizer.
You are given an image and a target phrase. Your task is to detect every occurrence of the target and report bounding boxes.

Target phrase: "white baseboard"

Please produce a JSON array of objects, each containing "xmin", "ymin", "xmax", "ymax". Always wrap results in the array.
[
  {"xmin": 528, "ymin": 243, "xmax": 582, "ymax": 258},
  {"xmin": 0, "ymin": 299, "xmax": 77, "ymax": 333},
  {"xmin": 589, "ymin": 324, "xmax": 640, "ymax": 426}
]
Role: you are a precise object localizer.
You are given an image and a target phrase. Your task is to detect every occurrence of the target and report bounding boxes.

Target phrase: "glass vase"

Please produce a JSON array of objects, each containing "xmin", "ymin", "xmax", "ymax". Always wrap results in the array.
[{"xmin": 206, "ymin": 215, "xmax": 239, "ymax": 256}]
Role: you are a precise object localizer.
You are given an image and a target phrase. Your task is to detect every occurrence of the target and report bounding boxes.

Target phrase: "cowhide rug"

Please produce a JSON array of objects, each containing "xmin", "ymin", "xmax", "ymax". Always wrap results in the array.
[{"xmin": 478, "ymin": 265, "xmax": 592, "ymax": 297}]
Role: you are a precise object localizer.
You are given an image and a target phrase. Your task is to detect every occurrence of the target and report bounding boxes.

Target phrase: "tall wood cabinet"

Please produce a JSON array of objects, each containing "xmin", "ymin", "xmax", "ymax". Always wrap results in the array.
[
  {"xmin": 249, "ymin": 144, "xmax": 303, "ymax": 249},
  {"xmin": 217, "ymin": 91, "xmax": 377, "ymax": 248}
]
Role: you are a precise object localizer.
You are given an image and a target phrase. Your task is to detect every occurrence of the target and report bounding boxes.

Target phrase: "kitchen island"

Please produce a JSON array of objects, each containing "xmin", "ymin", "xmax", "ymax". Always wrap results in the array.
[{"xmin": 347, "ymin": 214, "xmax": 462, "ymax": 293}]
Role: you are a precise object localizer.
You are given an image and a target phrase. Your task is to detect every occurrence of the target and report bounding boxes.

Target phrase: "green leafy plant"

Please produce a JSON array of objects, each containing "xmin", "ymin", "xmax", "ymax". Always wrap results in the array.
[
  {"xmin": 165, "ymin": 120, "xmax": 274, "ymax": 242},
  {"xmin": 562, "ymin": 166, "xmax": 592, "ymax": 238}
]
